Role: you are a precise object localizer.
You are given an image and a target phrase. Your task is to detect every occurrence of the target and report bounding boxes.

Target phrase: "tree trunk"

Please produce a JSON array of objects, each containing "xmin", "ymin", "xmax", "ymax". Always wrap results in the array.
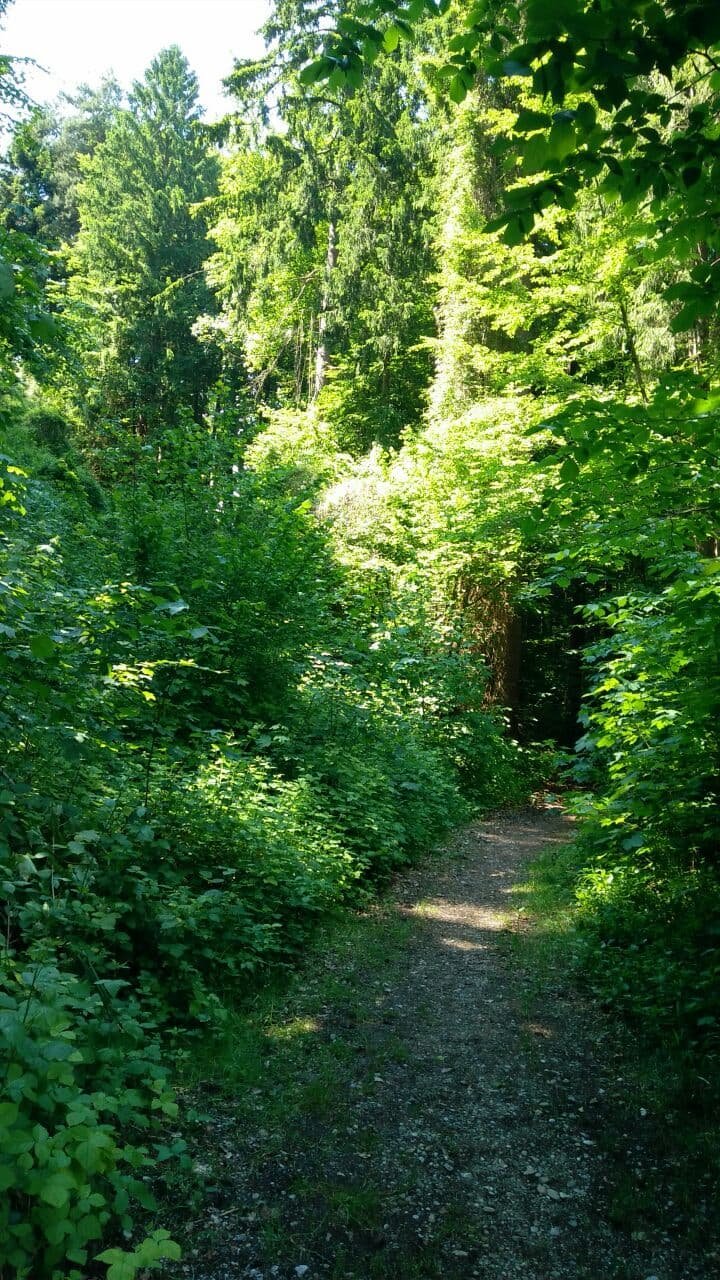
[{"xmin": 312, "ymin": 219, "xmax": 336, "ymax": 401}]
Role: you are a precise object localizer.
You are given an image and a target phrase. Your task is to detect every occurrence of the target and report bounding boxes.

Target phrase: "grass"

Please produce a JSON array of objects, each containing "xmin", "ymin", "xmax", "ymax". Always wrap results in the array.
[{"xmin": 503, "ymin": 827, "xmax": 720, "ymax": 1252}]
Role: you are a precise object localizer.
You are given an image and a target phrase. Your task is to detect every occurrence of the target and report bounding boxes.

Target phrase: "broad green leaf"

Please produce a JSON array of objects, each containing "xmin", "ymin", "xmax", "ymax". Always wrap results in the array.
[
  {"xmin": 30, "ymin": 634, "xmax": 56, "ymax": 660},
  {"xmin": 548, "ymin": 117, "xmax": 576, "ymax": 161},
  {"xmin": 449, "ymin": 75, "xmax": 468, "ymax": 103},
  {"xmin": 522, "ymin": 133, "xmax": 550, "ymax": 172},
  {"xmin": 298, "ymin": 60, "xmax": 329, "ymax": 86},
  {"xmin": 559, "ymin": 456, "xmax": 580, "ymax": 481},
  {"xmin": 514, "ymin": 108, "xmax": 551, "ymax": 132},
  {"xmin": 39, "ymin": 1170, "xmax": 76, "ymax": 1208},
  {"xmin": 105, "ymin": 1258, "xmax": 138, "ymax": 1280},
  {"xmin": 671, "ymin": 298, "xmax": 712, "ymax": 332}
]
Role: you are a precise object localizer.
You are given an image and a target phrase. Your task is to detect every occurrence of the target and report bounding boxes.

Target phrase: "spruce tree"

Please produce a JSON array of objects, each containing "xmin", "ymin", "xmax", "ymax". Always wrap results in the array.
[{"xmin": 74, "ymin": 47, "xmax": 219, "ymax": 432}]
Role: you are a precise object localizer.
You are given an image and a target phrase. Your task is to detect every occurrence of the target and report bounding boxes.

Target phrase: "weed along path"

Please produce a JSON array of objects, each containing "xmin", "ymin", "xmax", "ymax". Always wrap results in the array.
[{"xmin": 179, "ymin": 809, "xmax": 711, "ymax": 1280}]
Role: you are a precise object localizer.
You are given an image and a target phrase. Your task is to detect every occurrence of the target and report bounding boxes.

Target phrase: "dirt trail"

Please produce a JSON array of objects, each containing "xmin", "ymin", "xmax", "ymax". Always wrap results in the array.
[{"xmin": 183, "ymin": 810, "xmax": 712, "ymax": 1280}]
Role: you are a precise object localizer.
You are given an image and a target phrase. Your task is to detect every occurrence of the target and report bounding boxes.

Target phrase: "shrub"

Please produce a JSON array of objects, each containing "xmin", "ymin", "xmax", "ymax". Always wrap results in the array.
[
  {"xmin": 0, "ymin": 956, "xmax": 180, "ymax": 1280},
  {"xmin": 24, "ymin": 408, "xmax": 71, "ymax": 455},
  {"xmin": 567, "ymin": 563, "xmax": 720, "ymax": 1050}
]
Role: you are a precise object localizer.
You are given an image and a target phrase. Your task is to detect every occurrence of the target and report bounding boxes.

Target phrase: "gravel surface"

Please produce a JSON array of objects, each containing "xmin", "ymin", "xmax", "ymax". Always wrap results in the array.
[{"xmin": 178, "ymin": 809, "xmax": 715, "ymax": 1280}]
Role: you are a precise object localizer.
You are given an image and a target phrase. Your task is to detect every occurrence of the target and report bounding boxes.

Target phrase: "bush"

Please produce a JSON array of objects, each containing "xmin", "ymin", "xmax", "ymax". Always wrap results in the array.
[
  {"xmin": 24, "ymin": 408, "xmax": 71, "ymax": 455},
  {"xmin": 0, "ymin": 411, "xmax": 530, "ymax": 1277},
  {"xmin": 0, "ymin": 956, "xmax": 180, "ymax": 1280},
  {"xmin": 567, "ymin": 563, "xmax": 720, "ymax": 1051}
]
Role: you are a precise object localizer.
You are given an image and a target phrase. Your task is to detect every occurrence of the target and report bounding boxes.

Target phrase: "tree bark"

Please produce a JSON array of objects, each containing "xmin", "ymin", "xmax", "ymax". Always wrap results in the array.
[{"xmin": 312, "ymin": 219, "xmax": 336, "ymax": 400}]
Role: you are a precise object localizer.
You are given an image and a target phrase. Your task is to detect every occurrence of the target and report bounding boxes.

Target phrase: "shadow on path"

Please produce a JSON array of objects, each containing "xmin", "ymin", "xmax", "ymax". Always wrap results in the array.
[{"xmin": 182, "ymin": 809, "xmax": 711, "ymax": 1280}]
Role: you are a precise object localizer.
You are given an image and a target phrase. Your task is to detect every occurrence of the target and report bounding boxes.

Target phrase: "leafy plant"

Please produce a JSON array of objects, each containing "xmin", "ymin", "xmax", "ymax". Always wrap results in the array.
[{"xmin": 0, "ymin": 957, "xmax": 180, "ymax": 1280}]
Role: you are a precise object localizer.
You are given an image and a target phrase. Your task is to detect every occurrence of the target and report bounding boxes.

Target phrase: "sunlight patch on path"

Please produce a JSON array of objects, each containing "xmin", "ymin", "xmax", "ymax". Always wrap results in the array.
[{"xmin": 408, "ymin": 898, "xmax": 508, "ymax": 931}]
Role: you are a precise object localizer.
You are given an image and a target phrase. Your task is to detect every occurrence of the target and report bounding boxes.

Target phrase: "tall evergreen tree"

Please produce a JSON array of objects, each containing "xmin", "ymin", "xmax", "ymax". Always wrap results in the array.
[
  {"xmin": 208, "ymin": 0, "xmax": 436, "ymax": 450},
  {"xmin": 0, "ymin": 78, "xmax": 122, "ymax": 250},
  {"xmin": 74, "ymin": 47, "xmax": 219, "ymax": 432}
]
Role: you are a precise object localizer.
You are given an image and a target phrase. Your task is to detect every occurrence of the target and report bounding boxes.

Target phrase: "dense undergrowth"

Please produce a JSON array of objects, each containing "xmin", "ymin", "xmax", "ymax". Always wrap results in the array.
[
  {"xmin": 2, "ymin": 0, "xmax": 720, "ymax": 1275},
  {"xmin": 0, "ymin": 407, "xmax": 533, "ymax": 1279}
]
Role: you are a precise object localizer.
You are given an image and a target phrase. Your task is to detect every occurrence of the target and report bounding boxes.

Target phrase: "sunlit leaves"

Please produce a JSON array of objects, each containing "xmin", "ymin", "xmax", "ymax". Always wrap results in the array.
[
  {"xmin": 74, "ymin": 48, "xmax": 219, "ymax": 430},
  {"xmin": 309, "ymin": 1, "xmax": 720, "ymax": 329}
]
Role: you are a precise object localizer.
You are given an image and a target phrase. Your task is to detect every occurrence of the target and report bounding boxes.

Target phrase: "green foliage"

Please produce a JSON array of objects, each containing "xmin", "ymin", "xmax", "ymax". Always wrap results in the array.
[
  {"xmin": 0, "ymin": 223, "xmax": 57, "ymax": 400},
  {"xmin": 4, "ymin": 0, "xmax": 720, "ymax": 1260},
  {"xmin": 566, "ymin": 563, "xmax": 720, "ymax": 1045},
  {"xmin": 208, "ymin": 7, "xmax": 436, "ymax": 449},
  {"xmin": 319, "ymin": 1, "xmax": 720, "ymax": 325},
  {"xmin": 72, "ymin": 48, "xmax": 219, "ymax": 432},
  {"xmin": 0, "ymin": 957, "xmax": 180, "ymax": 1280},
  {"xmin": 294, "ymin": 15, "xmax": 720, "ymax": 1056},
  {"xmin": 0, "ymin": 78, "xmax": 123, "ymax": 252},
  {"xmin": 0, "ymin": 375, "xmax": 524, "ymax": 1273},
  {"xmin": 96, "ymin": 1230, "xmax": 181, "ymax": 1280}
]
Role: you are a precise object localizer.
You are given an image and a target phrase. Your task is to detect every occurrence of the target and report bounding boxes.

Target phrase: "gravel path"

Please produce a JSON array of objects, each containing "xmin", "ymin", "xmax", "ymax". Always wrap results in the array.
[{"xmin": 181, "ymin": 809, "xmax": 714, "ymax": 1280}]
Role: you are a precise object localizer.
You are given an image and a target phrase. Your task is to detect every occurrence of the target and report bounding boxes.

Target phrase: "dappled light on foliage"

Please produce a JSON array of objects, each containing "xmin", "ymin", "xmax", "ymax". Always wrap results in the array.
[{"xmin": 1, "ymin": 0, "xmax": 719, "ymax": 1274}]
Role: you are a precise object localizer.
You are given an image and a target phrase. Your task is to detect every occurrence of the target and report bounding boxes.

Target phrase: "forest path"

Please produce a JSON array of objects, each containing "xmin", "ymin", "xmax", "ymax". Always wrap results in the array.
[{"xmin": 182, "ymin": 810, "xmax": 708, "ymax": 1280}]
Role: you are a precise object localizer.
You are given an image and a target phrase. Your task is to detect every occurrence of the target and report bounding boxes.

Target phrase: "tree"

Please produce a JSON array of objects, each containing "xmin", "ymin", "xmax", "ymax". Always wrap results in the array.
[
  {"xmin": 73, "ymin": 47, "xmax": 219, "ymax": 431},
  {"xmin": 0, "ymin": 0, "xmax": 59, "ymax": 401},
  {"xmin": 0, "ymin": 104, "xmax": 57, "ymax": 240},
  {"xmin": 307, "ymin": 0, "xmax": 720, "ymax": 324},
  {"xmin": 208, "ymin": 0, "xmax": 436, "ymax": 450}
]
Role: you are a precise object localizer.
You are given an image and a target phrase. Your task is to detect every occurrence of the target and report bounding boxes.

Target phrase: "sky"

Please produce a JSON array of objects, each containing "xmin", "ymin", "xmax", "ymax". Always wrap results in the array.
[{"xmin": 2, "ymin": 0, "xmax": 272, "ymax": 121}]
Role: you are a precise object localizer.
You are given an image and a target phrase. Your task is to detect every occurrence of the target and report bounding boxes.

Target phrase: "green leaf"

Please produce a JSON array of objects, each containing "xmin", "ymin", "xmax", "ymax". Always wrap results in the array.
[
  {"xmin": 574, "ymin": 101, "xmax": 597, "ymax": 132},
  {"xmin": 559, "ymin": 457, "xmax": 580, "ymax": 481},
  {"xmin": 514, "ymin": 108, "xmax": 551, "ymax": 132},
  {"xmin": 0, "ymin": 1102, "xmax": 19, "ymax": 1126},
  {"xmin": 671, "ymin": 298, "xmax": 712, "ymax": 332},
  {"xmin": 448, "ymin": 74, "xmax": 468, "ymax": 103},
  {"xmin": 502, "ymin": 212, "xmax": 534, "ymax": 245},
  {"xmin": 30, "ymin": 634, "xmax": 56, "ymax": 660},
  {"xmin": 105, "ymin": 1258, "xmax": 138, "ymax": 1280},
  {"xmin": 40, "ymin": 1170, "xmax": 76, "ymax": 1208},
  {"xmin": 522, "ymin": 133, "xmax": 550, "ymax": 172},
  {"xmin": 548, "ymin": 117, "xmax": 576, "ymax": 162},
  {"xmin": 681, "ymin": 165, "xmax": 702, "ymax": 188},
  {"xmin": 298, "ymin": 60, "xmax": 329, "ymax": 86}
]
